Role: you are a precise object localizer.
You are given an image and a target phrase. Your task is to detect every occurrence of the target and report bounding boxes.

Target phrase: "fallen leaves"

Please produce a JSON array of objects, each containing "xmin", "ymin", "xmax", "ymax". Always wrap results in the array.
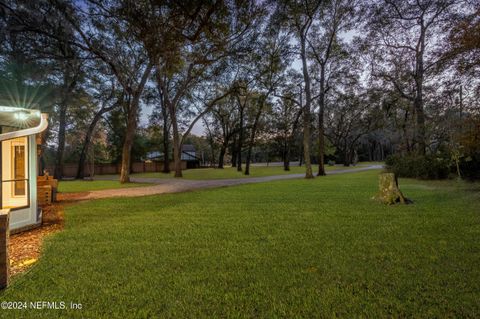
[{"xmin": 8, "ymin": 204, "xmax": 64, "ymax": 276}]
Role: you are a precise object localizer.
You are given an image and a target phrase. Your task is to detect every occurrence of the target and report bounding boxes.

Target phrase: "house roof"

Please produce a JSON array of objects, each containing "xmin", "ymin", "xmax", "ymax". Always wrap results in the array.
[
  {"xmin": 0, "ymin": 106, "xmax": 48, "ymax": 141},
  {"xmin": 145, "ymin": 151, "xmax": 163, "ymax": 160},
  {"xmin": 182, "ymin": 144, "xmax": 195, "ymax": 152}
]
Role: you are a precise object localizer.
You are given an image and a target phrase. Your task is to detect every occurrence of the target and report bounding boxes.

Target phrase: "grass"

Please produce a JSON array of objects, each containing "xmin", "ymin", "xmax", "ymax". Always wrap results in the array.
[
  {"xmin": 58, "ymin": 180, "xmax": 150, "ymax": 193},
  {"xmin": 132, "ymin": 163, "xmax": 377, "ymax": 180},
  {"xmin": 2, "ymin": 170, "xmax": 479, "ymax": 318}
]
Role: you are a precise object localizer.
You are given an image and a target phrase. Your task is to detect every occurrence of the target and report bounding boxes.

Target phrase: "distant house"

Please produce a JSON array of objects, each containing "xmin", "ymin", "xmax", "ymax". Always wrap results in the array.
[
  {"xmin": 181, "ymin": 145, "xmax": 200, "ymax": 168},
  {"xmin": 145, "ymin": 151, "xmax": 163, "ymax": 161},
  {"xmin": 0, "ymin": 106, "xmax": 48, "ymax": 232},
  {"xmin": 145, "ymin": 144, "xmax": 200, "ymax": 168},
  {"xmin": 181, "ymin": 144, "xmax": 196, "ymax": 161}
]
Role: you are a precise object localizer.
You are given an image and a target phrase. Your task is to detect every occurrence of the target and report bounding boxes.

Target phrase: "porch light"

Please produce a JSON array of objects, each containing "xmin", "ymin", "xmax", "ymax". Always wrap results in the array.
[{"xmin": 14, "ymin": 111, "xmax": 30, "ymax": 122}]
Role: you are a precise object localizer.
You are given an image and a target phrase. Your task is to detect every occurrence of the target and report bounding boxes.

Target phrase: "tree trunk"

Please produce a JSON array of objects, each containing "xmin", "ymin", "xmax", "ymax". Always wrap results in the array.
[
  {"xmin": 344, "ymin": 152, "xmax": 351, "ymax": 166},
  {"xmin": 54, "ymin": 52, "xmax": 78, "ymax": 180},
  {"xmin": 162, "ymin": 105, "xmax": 170, "ymax": 173},
  {"xmin": 218, "ymin": 142, "xmax": 227, "ymax": 169},
  {"xmin": 245, "ymin": 146, "xmax": 252, "ymax": 175},
  {"xmin": 54, "ymin": 103, "xmax": 67, "ymax": 180},
  {"xmin": 374, "ymin": 173, "xmax": 411, "ymax": 205},
  {"xmin": 283, "ymin": 137, "xmax": 290, "ymax": 171},
  {"xmin": 119, "ymin": 103, "xmax": 137, "ymax": 183},
  {"xmin": 231, "ymin": 136, "xmax": 237, "ymax": 168},
  {"xmin": 300, "ymin": 33, "xmax": 313, "ymax": 179},
  {"xmin": 170, "ymin": 106, "xmax": 183, "ymax": 178},
  {"xmin": 317, "ymin": 63, "xmax": 326, "ymax": 176},
  {"xmin": 245, "ymin": 104, "xmax": 263, "ymax": 176},
  {"xmin": 414, "ymin": 24, "xmax": 427, "ymax": 155},
  {"xmin": 299, "ymin": 144, "xmax": 303, "ymax": 166},
  {"xmin": 76, "ymin": 112, "xmax": 102, "ymax": 179},
  {"xmin": 155, "ymin": 68, "xmax": 171, "ymax": 173},
  {"xmin": 414, "ymin": 94, "xmax": 426, "ymax": 155},
  {"xmin": 236, "ymin": 138, "xmax": 242, "ymax": 171},
  {"xmin": 343, "ymin": 139, "xmax": 352, "ymax": 166},
  {"xmin": 120, "ymin": 63, "xmax": 153, "ymax": 183},
  {"xmin": 237, "ymin": 107, "xmax": 244, "ymax": 172}
]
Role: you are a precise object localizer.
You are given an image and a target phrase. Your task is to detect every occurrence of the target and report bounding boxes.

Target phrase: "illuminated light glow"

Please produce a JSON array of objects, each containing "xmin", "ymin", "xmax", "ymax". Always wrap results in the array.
[
  {"xmin": 0, "ymin": 106, "xmax": 18, "ymax": 112},
  {"xmin": 0, "ymin": 106, "xmax": 47, "ymax": 140},
  {"xmin": 14, "ymin": 112, "xmax": 30, "ymax": 121}
]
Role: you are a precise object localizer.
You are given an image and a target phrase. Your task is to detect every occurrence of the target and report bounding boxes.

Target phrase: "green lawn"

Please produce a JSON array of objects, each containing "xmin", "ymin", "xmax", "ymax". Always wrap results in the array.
[
  {"xmin": 132, "ymin": 163, "xmax": 376, "ymax": 180},
  {"xmin": 2, "ymin": 170, "xmax": 479, "ymax": 318},
  {"xmin": 58, "ymin": 180, "xmax": 150, "ymax": 193}
]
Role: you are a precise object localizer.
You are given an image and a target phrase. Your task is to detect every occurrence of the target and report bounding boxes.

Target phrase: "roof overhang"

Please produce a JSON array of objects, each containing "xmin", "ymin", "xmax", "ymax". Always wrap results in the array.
[{"xmin": 0, "ymin": 106, "xmax": 48, "ymax": 142}]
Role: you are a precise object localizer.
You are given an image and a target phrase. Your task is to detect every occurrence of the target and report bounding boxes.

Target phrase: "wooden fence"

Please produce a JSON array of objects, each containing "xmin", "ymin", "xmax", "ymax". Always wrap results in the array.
[{"xmin": 45, "ymin": 161, "xmax": 187, "ymax": 178}]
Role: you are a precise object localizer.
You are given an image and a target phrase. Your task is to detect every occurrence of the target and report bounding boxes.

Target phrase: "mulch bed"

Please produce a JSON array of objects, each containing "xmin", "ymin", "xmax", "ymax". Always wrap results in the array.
[{"xmin": 8, "ymin": 204, "xmax": 64, "ymax": 276}]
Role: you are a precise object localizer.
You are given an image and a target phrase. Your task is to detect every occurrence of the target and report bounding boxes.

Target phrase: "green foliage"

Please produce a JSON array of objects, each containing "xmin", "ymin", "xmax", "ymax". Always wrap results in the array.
[
  {"xmin": 457, "ymin": 116, "xmax": 480, "ymax": 180},
  {"xmin": 459, "ymin": 153, "xmax": 480, "ymax": 180},
  {"xmin": 2, "ymin": 171, "xmax": 480, "ymax": 317},
  {"xmin": 385, "ymin": 154, "xmax": 451, "ymax": 180}
]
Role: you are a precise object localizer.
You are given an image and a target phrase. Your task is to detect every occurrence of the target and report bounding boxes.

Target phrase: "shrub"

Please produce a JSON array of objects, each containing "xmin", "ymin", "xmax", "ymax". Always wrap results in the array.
[
  {"xmin": 459, "ymin": 153, "xmax": 480, "ymax": 180},
  {"xmin": 385, "ymin": 154, "xmax": 451, "ymax": 180}
]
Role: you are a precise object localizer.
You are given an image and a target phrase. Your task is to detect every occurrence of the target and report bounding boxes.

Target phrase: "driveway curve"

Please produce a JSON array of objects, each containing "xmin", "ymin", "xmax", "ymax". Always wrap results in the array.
[{"xmin": 59, "ymin": 165, "xmax": 382, "ymax": 202}]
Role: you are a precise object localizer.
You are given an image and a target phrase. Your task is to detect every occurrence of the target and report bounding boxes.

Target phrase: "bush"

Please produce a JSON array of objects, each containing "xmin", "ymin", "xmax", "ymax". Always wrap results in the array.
[
  {"xmin": 385, "ymin": 154, "xmax": 451, "ymax": 180},
  {"xmin": 459, "ymin": 153, "xmax": 480, "ymax": 180}
]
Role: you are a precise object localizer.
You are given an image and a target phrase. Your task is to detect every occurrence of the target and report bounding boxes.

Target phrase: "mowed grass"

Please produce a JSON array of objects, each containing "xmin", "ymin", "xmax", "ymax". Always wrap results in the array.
[
  {"xmin": 58, "ymin": 180, "xmax": 150, "ymax": 193},
  {"xmin": 2, "ymin": 170, "xmax": 480, "ymax": 318},
  {"xmin": 132, "ymin": 163, "xmax": 374, "ymax": 180},
  {"xmin": 58, "ymin": 164, "xmax": 377, "ymax": 193}
]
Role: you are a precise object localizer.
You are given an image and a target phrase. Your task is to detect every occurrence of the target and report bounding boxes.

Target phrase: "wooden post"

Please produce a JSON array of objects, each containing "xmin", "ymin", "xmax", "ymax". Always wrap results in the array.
[{"xmin": 0, "ymin": 209, "xmax": 10, "ymax": 289}]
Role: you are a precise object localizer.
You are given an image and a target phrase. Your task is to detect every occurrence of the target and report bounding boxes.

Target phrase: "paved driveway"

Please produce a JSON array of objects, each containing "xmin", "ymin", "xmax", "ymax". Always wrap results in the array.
[{"xmin": 59, "ymin": 165, "xmax": 382, "ymax": 202}]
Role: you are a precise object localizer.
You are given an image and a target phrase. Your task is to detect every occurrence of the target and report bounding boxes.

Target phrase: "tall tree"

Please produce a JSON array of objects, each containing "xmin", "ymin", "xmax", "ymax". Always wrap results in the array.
[
  {"xmin": 309, "ymin": 0, "xmax": 359, "ymax": 175},
  {"xmin": 274, "ymin": 0, "xmax": 322, "ymax": 178},
  {"xmin": 367, "ymin": 0, "xmax": 459, "ymax": 155},
  {"xmin": 208, "ymin": 95, "xmax": 239, "ymax": 169},
  {"xmin": 272, "ymin": 87, "xmax": 303, "ymax": 171},
  {"xmin": 35, "ymin": 0, "xmax": 156, "ymax": 182},
  {"xmin": 242, "ymin": 26, "xmax": 288, "ymax": 175},
  {"xmin": 76, "ymin": 78, "xmax": 120, "ymax": 179},
  {"xmin": 151, "ymin": 1, "xmax": 262, "ymax": 177},
  {"xmin": 0, "ymin": 0, "xmax": 86, "ymax": 179}
]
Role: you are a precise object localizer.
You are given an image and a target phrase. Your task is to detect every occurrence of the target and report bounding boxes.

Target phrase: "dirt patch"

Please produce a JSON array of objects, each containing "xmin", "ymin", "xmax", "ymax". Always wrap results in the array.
[
  {"xmin": 8, "ymin": 204, "xmax": 64, "ymax": 276},
  {"xmin": 57, "ymin": 191, "xmax": 91, "ymax": 203}
]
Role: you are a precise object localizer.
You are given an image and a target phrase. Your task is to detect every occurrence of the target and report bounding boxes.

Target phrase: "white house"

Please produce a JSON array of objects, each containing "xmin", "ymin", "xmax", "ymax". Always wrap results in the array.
[{"xmin": 0, "ymin": 106, "xmax": 48, "ymax": 232}]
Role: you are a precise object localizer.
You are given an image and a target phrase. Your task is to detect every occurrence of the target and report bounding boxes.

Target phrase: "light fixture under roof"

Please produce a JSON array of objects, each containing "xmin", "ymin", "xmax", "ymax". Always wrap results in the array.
[{"xmin": 0, "ymin": 106, "xmax": 47, "ymax": 139}]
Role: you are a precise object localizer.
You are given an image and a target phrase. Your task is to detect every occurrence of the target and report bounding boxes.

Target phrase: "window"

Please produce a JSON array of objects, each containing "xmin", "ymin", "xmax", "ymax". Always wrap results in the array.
[
  {"xmin": 1, "ymin": 137, "xmax": 29, "ymax": 209},
  {"xmin": 13, "ymin": 144, "xmax": 26, "ymax": 196}
]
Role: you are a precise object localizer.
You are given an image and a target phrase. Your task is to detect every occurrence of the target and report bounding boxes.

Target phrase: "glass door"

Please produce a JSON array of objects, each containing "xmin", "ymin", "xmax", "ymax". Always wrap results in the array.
[
  {"xmin": 1, "ymin": 137, "xmax": 29, "ymax": 210},
  {"xmin": 13, "ymin": 144, "xmax": 26, "ymax": 196}
]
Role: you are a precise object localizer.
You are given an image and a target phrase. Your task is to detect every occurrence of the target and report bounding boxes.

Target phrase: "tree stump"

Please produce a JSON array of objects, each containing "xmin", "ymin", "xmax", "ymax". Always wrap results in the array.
[{"xmin": 374, "ymin": 173, "xmax": 411, "ymax": 205}]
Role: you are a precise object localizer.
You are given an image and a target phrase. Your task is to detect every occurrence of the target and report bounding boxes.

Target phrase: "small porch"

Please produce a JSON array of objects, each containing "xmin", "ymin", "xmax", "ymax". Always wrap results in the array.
[{"xmin": 0, "ymin": 106, "xmax": 48, "ymax": 232}]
